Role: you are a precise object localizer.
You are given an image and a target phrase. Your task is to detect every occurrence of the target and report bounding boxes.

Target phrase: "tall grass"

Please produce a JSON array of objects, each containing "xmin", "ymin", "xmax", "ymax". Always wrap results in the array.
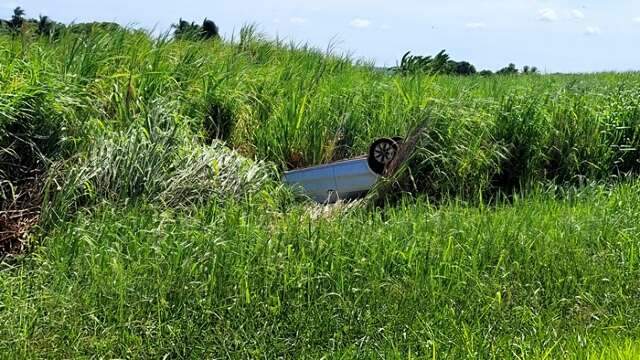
[
  {"xmin": 3, "ymin": 184, "xmax": 640, "ymax": 357},
  {"xmin": 41, "ymin": 102, "xmax": 273, "ymax": 225},
  {"xmin": 1, "ymin": 25, "xmax": 640, "ymax": 358},
  {"xmin": 2, "ymin": 27, "xmax": 639, "ymax": 201}
]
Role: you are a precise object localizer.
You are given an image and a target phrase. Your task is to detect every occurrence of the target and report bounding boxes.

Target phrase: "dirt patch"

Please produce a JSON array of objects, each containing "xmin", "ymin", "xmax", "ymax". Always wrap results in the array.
[
  {"xmin": 0, "ymin": 172, "xmax": 42, "ymax": 258},
  {"xmin": 0, "ymin": 209, "xmax": 39, "ymax": 256}
]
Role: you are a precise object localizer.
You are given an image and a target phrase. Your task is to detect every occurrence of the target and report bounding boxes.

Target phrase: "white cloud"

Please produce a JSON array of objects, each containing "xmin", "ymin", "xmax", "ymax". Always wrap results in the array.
[
  {"xmin": 350, "ymin": 18, "xmax": 371, "ymax": 29},
  {"xmin": 465, "ymin": 22, "xmax": 486, "ymax": 30},
  {"xmin": 633, "ymin": 17, "xmax": 640, "ymax": 23},
  {"xmin": 539, "ymin": 8, "xmax": 559, "ymax": 22},
  {"xmin": 289, "ymin": 17, "xmax": 308, "ymax": 25},
  {"xmin": 571, "ymin": 9, "xmax": 585, "ymax": 19},
  {"xmin": 584, "ymin": 26, "xmax": 601, "ymax": 36}
]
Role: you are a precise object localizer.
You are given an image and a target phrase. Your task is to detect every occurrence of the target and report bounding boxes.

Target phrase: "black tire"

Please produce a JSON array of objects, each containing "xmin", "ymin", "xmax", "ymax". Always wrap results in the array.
[{"xmin": 368, "ymin": 138, "xmax": 399, "ymax": 175}]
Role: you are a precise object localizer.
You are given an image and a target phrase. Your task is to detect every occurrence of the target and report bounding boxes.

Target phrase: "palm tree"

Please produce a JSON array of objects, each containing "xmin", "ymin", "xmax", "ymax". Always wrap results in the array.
[
  {"xmin": 12, "ymin": 6, "xmax": 25, "ymax": 17},
  {"xmin": 202, "ymin": 19, "xmax": 219, "ymax": 39},
  {"xmin": 10, "ymin": 6, "xmax": 25, "ymax": 31},
  {"xmin": 173, "ymin": 18, "xmax": 200, "ymax": 40},
  {"xmin": 37, "ymin": 15, "xmax": 52, "ymax": 35}
]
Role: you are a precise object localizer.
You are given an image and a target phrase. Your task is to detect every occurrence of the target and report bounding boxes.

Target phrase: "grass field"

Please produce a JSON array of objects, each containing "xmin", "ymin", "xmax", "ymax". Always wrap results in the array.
[{"xmin": 1, "ymin": 26, "xmax": 640, "ymax": 358}]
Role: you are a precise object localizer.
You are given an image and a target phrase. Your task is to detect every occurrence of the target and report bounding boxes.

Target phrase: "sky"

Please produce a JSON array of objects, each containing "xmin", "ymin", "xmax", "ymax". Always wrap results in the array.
[{"xmin": 1, "ymin": 0, "xmax": 639, "ymax": 73}]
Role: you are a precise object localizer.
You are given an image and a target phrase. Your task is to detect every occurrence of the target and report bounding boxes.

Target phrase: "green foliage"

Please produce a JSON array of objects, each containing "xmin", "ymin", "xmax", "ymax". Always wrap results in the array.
[
  {"xmin": 3, "ymin": 184, "xmax": 640, "ymax": 357},
  {"xmin": 396, "ymin": 49, "xmax": 452, "ymax": 75},
  {"xmin": 202, "ymin": 18, "xmax": 219, "ymax": 39},
  {"xmin": 173, "ymin": 18, "xmax": 220, "ymax": 41},
  {"xmin": 497, "ymin": 63, "xmax": 519, "ymax": 75},
  {"xmin": 0, "ymin": 8, "xmax": 102, "ymax": 38},
  {"xmin": 449, "ymin": 60, "xmax": 477, "ymax": 75},
  {"xmin": 395, "ymin": 51, "xmax": 527, "ymax": 77},
  {"xmin": 1, "ymin": 27, "xmax": 639, "ymax": 202},
  {"xmin": 10, "ymin": 6, "xmax": 25, "ymax": 31},
  {"xmin": 65, "ymin": 22, "xmax": 124, "ymax": 36},
  {"xmin": 0, "ymin": 23, "xmax": 639, "ymax": 358},
  {"xmin": 36, "ymin": 15, "xmax": 52, "ymax": 36},
  {"xmin": 0, "ymin": 71, "xmax": 71, "ymax": 206},
  {"xmin": 42, "ymin": 103, "xmax": 273, "ymax": 225}
]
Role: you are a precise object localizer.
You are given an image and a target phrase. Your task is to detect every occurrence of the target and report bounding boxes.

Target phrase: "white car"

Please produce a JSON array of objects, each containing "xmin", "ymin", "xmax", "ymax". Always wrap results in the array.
[{"xmin": 284, "ymin": 138, "xmax": 402, "ymax": 203}]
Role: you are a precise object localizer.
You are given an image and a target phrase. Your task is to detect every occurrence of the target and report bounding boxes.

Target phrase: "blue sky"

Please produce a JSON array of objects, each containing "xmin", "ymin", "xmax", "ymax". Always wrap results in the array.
[{"xmin": 1, "ymin": 0, "xmax": 639, "ymax": 72}]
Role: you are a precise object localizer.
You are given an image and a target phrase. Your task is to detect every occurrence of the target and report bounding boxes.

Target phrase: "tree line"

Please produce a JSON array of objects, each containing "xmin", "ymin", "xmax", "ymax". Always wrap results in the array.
[
  {"xmin": 394, "ymin": 50, "xmax": 539, "ymax": 76},
  {"xmin": 0, "ymin": 7, "xmax": 60, "ymax": 36},
  {"xmin": 3, "ymin": 7, "xmax": 533, "ymax": 76},
  {"xmin": 0, "ymin": 7, "xmax": 127, "ymax": 37},
  {"xmin": 0, "ymin": 7, "xmax": 220, "ymax": 40}
]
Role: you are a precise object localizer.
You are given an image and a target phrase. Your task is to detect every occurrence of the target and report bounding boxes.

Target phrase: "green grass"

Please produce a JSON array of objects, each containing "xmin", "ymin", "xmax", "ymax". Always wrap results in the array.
[
  {"xmin": 2, "ymin": 27, "xmax": 639, "ymax": 195},
  {"xmin": 2, "ymin": 185, "xmax": 640, "ymax": 357},
  {"xmin": 1, "ymin": 26, "xmax": 640, "ymax": 358}
]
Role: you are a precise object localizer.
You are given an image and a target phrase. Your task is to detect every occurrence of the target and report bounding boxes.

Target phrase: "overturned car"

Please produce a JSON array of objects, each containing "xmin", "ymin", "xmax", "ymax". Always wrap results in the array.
[{"xmin": 284, "ymin": 137, "xmax": 404, "ymax": 203}]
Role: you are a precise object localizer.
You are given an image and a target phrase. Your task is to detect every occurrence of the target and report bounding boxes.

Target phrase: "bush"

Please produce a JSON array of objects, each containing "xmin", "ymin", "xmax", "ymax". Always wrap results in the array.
[{"xmin": 42, "ymin": 104, "xmax": 273, "ymax": 225}]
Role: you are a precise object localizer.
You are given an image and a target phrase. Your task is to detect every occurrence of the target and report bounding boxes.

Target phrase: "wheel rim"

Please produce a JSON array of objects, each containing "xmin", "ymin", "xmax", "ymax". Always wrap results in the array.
[{"xmin": 373, "ymin": 141, "xmax": 396, "ymax": 164}]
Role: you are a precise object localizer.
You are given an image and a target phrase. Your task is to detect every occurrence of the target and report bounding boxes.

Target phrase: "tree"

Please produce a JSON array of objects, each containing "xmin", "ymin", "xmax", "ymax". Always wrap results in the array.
[
  {"xmin": 522, "ymin": 65, "xmax": 540, "ymax": 75},
  {"xmin": 452, "ymin": 61, "xmax": 477, "ymax": 76},
  {"xmin": 430, "ymin": 50, "xmax": 450, "ymax": 73},
  {"xmin": 497, "ymin": 63, "xmax": 519, "ymax": 75},
  {"xmin": 398, "ymin": 51, "xmax": 432, "ymax": 74},
  {"xmin": 173, "ymin": 18, "xmax": 200, "ymax": 40},
  {"xmin": 201, "ymin": 18, "xmax": 219, "ymax": 39},
  {"xmin": 479, "ymin": 70, "xmax": 494, "ymax": 76},
  {"xmin": 37, "ymin": 15, "xmax": 52, "ymax": 36},
  {"xmin": 395, "ymin": 50, "xmax": 483, "ymax": 76},
  {"xmin": 397, "ymin": 50, "xmax": 453, "ymax": 75},
  {"xmin": 173, "ymin": 18, "xmax": 220, "ymax": 41},
  {"xmin": 9, "ymin": 6, "xmax": 25, "ymax": 32}
]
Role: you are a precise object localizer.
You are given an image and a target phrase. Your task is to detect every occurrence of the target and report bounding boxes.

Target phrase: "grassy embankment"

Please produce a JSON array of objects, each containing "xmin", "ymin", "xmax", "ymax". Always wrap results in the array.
[{"xmin": 1, "ymin": 26, "xmax": 639, "ymax": 358}]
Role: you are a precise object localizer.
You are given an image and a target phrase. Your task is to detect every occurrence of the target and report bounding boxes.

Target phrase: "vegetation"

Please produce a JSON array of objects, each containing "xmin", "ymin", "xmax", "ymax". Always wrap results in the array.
[
  {"xmin": 0, "ymin": 12, "xmax": 639, "ymax": 358},
  {"xmin": 395, "ymin": 51, "xmax": 538, "ymax": 76},
  {"xmin": 173, "ymin": 18, "xmax": 220, "ymax": 40},
  {"xmin": 4, "ymin": 184, "xmax": 640, "ymax": 358},
  {"xmin": 1, "ymin": 7, "xmax": 60, "ymax": 36}
]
